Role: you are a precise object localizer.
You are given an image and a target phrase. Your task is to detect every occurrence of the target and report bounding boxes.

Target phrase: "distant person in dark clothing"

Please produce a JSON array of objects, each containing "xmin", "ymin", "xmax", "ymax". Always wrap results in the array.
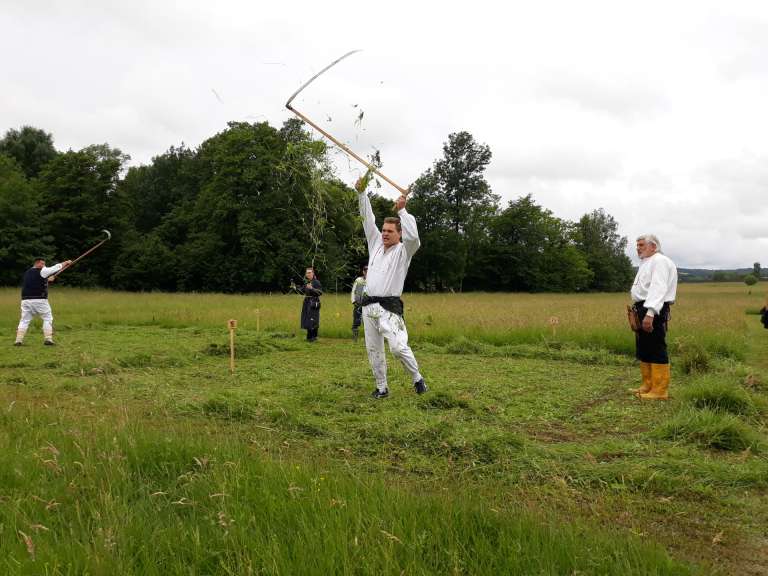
[
  {"xmin": 15, "ymin": 257, "xmax": 72, "ymax": 346},
  {"xmin": 297, "ymin": 267, "xmax": 322, "ymax": 342},
  {"xmin": 760, "ymin": 299, "xmax": 768, "ymax": 329}
]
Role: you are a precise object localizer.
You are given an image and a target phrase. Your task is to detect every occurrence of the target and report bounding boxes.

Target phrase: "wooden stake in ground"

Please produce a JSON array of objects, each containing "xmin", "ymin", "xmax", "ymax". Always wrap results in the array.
[
  {"xmin": 549, "ymin": 316, "xmax": 559, "ymax": 339},
  {"xmin": 228, "ymin": 319, "xmax": 237, "ymax": 374}
]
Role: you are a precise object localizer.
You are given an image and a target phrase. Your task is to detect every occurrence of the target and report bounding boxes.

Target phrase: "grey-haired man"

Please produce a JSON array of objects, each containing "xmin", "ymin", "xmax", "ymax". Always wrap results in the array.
[{"xmin": 629, "ymin": 235, "xmax": 677, "ymax": 399}]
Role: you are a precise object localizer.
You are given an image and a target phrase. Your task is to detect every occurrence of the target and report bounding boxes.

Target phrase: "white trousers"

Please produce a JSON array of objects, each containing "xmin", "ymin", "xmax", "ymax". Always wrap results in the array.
[
  {"xmin": 363, "ymin": 303, "xmax": 422, "ymax": 392},
  {"xmin": 17, "ymin": 299, "xmax": 54, "ymax": 340}
]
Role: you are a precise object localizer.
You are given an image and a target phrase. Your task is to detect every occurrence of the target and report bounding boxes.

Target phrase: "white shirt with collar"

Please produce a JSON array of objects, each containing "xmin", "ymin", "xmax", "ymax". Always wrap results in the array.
[
  {"xmin": 358, "ymin": 192, "xmax": 420, "ymax": 297},
  {"xmin": 631, "ymin": 252, "xmax": 678, "ymax": 316}
]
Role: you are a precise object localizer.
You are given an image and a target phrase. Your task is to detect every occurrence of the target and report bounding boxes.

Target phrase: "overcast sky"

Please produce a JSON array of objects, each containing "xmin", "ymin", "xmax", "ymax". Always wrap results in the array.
[{"xmin": 3, "ymin": 0, "xmax": 767, "ymax": 268}]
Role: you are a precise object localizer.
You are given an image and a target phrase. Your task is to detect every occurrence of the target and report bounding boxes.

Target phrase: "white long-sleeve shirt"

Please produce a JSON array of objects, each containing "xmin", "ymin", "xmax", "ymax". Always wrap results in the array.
[
  {"xmin": 40, "ymin": 264, "xmax": 63, "ymax": 279},
  {"xmin": 631, "ymin": 252, "xmax": 677, "ymax": 316},
  {"xmin": 359, "ymin": 192, "xmax": 420, "ymax": 297}
]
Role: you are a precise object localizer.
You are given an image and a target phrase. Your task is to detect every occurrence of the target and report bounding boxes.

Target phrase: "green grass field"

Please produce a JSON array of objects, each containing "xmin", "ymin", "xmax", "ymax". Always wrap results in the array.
[{"xmin": 1, "ymin": 284, "xmax": 767, "ymax": 575}]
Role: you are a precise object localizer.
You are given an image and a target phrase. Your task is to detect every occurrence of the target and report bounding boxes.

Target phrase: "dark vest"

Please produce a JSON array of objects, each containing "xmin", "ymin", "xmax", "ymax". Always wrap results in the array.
[{"xmin": 21, "ymin": 267, "xmax": 48, "ymax": 300}]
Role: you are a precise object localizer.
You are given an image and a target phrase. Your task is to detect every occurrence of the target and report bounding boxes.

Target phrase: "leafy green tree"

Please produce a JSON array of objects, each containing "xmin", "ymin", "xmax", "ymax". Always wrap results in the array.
[
  {"xmin": 0, "ymin": 154, "xmax": 53, "ymax": 284},
  {"xmin": 484, "ymin": 195, "xmax": 592, "ymax": 292},
  {"xmin": 172, "ymin": 121, "xmax": 289, "ymax": 291},
  {"xmin": 744, "ymin": 274, "xmax": 758, "ymax": 286},
  {"xmin": 0, "ymin": 122, "xmax": 644, "ymax": 295},
  {"xmin": 574, "ymin": 209, "xmax": 634, "ymax": 291},
  {"xmin": 0, "ymin": 126, "xmax": 58, "ymax": 179},
  {"xmin": 753, "ymin": 262, "xmax": 761, "ymax": 278},
  {"xmin": 36, "ymin": 144, "xmax": 129, "ymax": 286},
  {"xmin": 407, "ymin": 132, "xmax": 498, "ymax": 291},
  {"xmin": 111, "ymin": 232, "xmax": 178, "ymax": 291},
  {"xmin": 431, "ymin": 131, "xmax": 495, "ymax": 235},
  {"xmin": 161, "ymin": 120, "xmax": 360, "ymax": 293},
  {"xmin": 117, "ymin": 145, "xmax": 198, "ymax": 234}
]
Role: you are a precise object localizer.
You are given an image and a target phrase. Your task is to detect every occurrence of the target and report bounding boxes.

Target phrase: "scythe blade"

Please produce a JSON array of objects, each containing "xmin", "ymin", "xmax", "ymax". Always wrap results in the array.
[
  {"xmin": 286, "ymin": 49, "xmax": 362, "ymax": 109},
  {"xmin": 285, "ymin": 50, "xmax": 410, "ymax": 196}
]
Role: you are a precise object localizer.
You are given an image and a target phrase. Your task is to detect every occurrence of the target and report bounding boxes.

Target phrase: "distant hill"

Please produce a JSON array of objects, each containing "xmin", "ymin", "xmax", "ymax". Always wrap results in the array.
[{"xmin": 678, "ymin": 268, "xmax": 764, "ymax": 283}]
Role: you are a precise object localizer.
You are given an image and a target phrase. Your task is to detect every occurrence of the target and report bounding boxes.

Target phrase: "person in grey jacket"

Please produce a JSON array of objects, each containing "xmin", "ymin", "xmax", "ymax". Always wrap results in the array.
[{"xmin": 350, "ymin": 265, "xmax": 367, "ymax": 342}]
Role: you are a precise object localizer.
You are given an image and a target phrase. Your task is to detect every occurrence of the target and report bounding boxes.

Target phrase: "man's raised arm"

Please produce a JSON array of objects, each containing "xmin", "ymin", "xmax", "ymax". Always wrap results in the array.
[
  {"xmin": 396, "ymin": 196, "xmax": 420, "ymax": 258},
  {"xmin": 356, "ymin": 175, "xmax": 381, "ymax": 250}
]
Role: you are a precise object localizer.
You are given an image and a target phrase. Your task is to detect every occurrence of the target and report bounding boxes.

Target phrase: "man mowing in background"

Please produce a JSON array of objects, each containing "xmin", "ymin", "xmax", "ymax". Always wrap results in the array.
[
  {"xmin": 355, "ymin": 173, "xmax": 427, "ymax": 399},
  {"xmin": 15, "ymin": 257, "xmax": 71, "ymax": 346},
  {"xmin": 629, "ymin": 235, "xmax": 678, "ymax": 399}
]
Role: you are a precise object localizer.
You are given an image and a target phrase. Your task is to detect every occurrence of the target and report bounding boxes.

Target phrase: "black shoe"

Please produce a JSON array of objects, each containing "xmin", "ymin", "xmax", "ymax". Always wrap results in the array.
[
  {"xmin": 13, "ymin": 342, "xmax": 22, "ymax": 347},
  {"xmin": 44, "ymin": 340, "xmax": 55, "ymax": 346},
  {"xmin": 414, "ymin": 379, "xmax": 428, "ymax": 395},
  {"xmin": 371, "ymin": 388, "xmax": 389, "ymax": 399}
]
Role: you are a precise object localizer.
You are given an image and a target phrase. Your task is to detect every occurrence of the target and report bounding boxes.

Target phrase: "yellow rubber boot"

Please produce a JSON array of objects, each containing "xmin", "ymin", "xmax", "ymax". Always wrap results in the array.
[
  {"xmin": 629, "ymin": 362, "xmax": 652, "ymax": 394},
  {"xmin": 640, "ymin": 363, "xmax": 670, "ymax": 400}
]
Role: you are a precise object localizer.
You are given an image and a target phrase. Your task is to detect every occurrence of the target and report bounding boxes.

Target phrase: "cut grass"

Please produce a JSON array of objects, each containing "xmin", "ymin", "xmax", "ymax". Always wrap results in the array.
[
  {"xmin": 680, "ymin": 378, "xmax": 758, "ymax": 417},
  {"xmin": 0, "ymin": 284, "xmax": 755, "ymax": 358},
  {"xmin": 655, "ymin": 407, "xmax": 763, "ymax": 452}
]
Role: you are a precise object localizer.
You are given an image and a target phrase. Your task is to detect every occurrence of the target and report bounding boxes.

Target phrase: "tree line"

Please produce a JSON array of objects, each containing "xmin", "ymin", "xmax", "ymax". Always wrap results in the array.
[{"xmin": 0, "ymin": 122, "xmax": 634, "ymax": 293}]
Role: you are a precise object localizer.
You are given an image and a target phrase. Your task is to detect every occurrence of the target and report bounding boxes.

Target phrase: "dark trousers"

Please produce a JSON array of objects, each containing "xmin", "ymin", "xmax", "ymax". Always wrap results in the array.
[
  {"xmin": 634, "ymin": 302, "xmax": 671, "ymax": 364},
  {"xmin": 306, "ymin": 327, "xmax": 318, "ymax": 341},
  {"xmin": 352, "ymin": 304, "xmax": 362, "ymax": 331}
]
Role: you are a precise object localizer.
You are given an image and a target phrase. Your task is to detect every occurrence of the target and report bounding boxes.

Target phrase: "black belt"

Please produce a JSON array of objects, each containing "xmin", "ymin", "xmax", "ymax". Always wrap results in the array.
[{"xmin": 361, "ymin": 295, "xmax": 404, "ymax": 317}]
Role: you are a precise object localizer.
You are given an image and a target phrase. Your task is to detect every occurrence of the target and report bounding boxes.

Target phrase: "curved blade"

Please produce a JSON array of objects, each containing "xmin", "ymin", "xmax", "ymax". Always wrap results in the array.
[
  {"xmin": 286, "ymin": 49, "xmax": 362, "ymax": 109},
  {"xmin": 102, "ymin": 229, "xmax": 112, "ymax": 240}
]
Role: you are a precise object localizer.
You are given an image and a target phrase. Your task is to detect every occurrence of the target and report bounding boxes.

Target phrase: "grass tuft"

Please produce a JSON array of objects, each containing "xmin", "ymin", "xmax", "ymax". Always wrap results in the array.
[
  {"xmin": 680, "ymin": 379, "xmax": 757, "ymax": 417},
  {"xmin": 655, "ymin": 407, "xmax": 763, "ymax": 452},
  {"xmin": 198, "ymin": 395, "xmax": 260, "ymax": 421},
  {"xmin": 418, "ymin": 391, "xmax": 473, "ymax": 411},
  {"xmin": 675, "ymin": 340, "xmax": 711, "ymax": 374}
]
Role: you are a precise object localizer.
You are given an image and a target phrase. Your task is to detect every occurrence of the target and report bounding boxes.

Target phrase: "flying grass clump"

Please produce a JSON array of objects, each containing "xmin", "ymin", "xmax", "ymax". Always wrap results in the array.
[{"xmin": 655, "ymin": 407, "xmax": 763, "ymax": 452}]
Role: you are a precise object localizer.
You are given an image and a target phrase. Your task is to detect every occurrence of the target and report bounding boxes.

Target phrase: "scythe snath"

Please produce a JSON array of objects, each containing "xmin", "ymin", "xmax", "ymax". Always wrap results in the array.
[
  {"xmin": 285, "ymin": 50, "xmax": 410, "ymax": 196},
  {"xmin": 50, "ymin": 229, "xmax": 112, "ymax": 280}
]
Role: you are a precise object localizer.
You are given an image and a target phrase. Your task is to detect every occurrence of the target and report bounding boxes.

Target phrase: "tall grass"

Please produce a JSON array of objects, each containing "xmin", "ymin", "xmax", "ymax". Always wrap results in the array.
[
  {"xmin": 1, "ymin": 283, "xmax": 757, "ymax": 357},
  {"xmin": 0, "ymin": 409, "xmax": 697, "ymax": 575}
]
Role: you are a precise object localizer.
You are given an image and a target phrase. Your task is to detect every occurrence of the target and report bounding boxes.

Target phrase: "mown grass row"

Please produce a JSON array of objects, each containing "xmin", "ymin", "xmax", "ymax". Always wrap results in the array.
[
  {"xmin": 656, "ymin": 374, "xmax": 768, "ymax": 453},
  {"xmin": 1, "ymin": 285, "xmax": 759, "ymax": 358},
  {"xmin": 0, "ymin": 407, "xmax": 699, "ymax": 576}
]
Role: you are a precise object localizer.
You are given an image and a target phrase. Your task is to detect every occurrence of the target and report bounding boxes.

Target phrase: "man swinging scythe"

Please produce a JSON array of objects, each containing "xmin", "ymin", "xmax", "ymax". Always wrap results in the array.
[
  {"xmin": 14, "ymin": 230, "xmax": 111, "ymax": 346},
  {"xmin": 286, "ymin": 52, "xmax": 427, "ymax": 398}
]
